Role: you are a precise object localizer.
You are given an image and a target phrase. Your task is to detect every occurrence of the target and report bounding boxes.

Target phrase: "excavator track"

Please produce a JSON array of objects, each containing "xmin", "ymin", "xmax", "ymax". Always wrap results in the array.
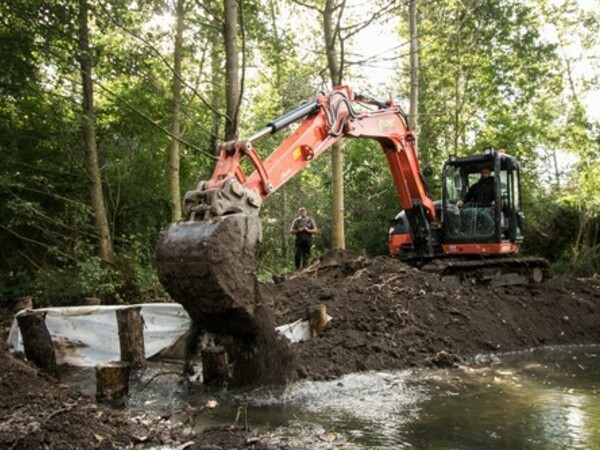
[{"xmin": 421, "ymin": 256, "xmax": 551, "ymax": 287}]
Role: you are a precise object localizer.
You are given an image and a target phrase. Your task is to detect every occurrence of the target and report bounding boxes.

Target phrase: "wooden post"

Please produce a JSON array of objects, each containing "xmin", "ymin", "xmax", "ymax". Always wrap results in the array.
[
  {"xmin": 13, "ymin": 296, "xmax": 33, "ymax": 314},
  {"xmin": 201, "ymin": 346, "xmax": 229, "ymax": 386},
  {"xmin": 85, "ymin": 296, "xmax": 101, "ymax": 305},
  {"xmin": 116, "ymin": 306, "xmax": 146, "ymax": 370},
  {"xmin": 308, "ymin": 304, "xmax": 329, "ymax": 338},
  {"xmin": 16, "ymin": 310, "xmax": 58, "ymax": 377},
  {"xmin": 96, "ymin": 361, "xmax": 130, "ymax": 405}
]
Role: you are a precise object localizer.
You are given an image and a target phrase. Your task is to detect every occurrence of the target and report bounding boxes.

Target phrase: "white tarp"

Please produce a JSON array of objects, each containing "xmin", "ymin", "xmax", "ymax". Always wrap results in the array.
[
  {"xmin": 7, "ymin": 303, "xmax": 328, "ymax": 367},
  {"xmin": 7, "ymin": 304, "xmax": 191, "ymax": 366}
]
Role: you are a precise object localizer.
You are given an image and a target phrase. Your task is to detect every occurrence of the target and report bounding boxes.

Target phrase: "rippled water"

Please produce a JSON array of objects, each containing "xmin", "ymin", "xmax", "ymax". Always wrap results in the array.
[{"xmin": 60, "ymin": 345, "xmax": 600, "ymax": 449}]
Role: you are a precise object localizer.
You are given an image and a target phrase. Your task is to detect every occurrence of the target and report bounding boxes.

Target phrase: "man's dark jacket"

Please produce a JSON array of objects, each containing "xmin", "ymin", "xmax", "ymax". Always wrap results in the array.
[{"xmin": 463, "ymin": 177, "xmax": 495, "ymax": 205}]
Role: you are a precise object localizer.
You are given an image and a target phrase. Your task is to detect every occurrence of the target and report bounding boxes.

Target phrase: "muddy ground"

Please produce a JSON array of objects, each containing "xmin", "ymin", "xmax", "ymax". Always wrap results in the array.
[
  {"xmin": 1, "ymin": 249, "xmax": 600, "ymax": 449},
  {"xmin": 268, "ymin": 250, "xmax": 600, "ymax": 380}
]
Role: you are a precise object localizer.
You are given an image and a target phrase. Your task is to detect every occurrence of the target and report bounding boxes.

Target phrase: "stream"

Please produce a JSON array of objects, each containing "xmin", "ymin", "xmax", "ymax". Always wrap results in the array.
[{"xmin": 60, "ymin": 344, "xmax": 600, "ymax": 449}]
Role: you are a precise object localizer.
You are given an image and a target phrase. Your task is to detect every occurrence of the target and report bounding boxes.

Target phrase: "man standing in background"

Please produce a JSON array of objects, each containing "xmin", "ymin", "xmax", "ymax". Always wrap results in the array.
[{"xmin": 290, "ymin": 207, "xmax": 317, "ymax": 270}]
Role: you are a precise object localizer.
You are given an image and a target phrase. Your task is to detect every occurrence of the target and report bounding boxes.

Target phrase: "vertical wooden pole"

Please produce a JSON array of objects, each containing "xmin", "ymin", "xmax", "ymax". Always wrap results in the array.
[
  {"xmin": 116, "ymin": 306, "xmax": 146, "ymax": 370},
  {"xmin": 308, "ymin": 304, "xmax": 329, "ymax": 338},
  {"xmin": 85, "ymin": 296, "xmax": 101, "ymax": 305},
  {"xmin": 13, "ymin": 296, "xmax": 33, "ymax": 314},
  {"xmin": 16, "ymin": 311, "xmax": 58, "ymax": 377},
  {"xmin": 201, "ymin": 346, "xmax": 229, "ymax": 386},
  {"xmin": 96, "ymin": 361, "xmax": 130, "ymax": 405}
]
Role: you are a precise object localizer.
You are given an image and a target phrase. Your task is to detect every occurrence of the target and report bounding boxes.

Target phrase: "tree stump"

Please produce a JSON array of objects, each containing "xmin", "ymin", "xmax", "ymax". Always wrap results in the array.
[
  {"xmin": 96, "ymin": 361, "xmax": 130, "ymax": 405},
  {"xmin": 85, "ymin": 296, "xmax": 101, "ymax": 305},
  {"xmin": 201, "ymin": 346, "xmax": 229, "ymax": 386},
  {"xmin": 13, "ymin": 296, "xmax": 33, "ymax": 314},
  {"xmin": 116, "ymin": 307, "xmax": 146, "ymax": 370},
  {"xmin": 308, "ymin": 304, "xmax": 329, "ymax": 338},
  {"xmin": 16, "ymin": 310, "xmax": 58, "ymax": 377}
]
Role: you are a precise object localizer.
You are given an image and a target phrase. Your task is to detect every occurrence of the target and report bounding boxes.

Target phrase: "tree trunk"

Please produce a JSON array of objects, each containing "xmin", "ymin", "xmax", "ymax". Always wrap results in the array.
[
  {"xmin": 268, "ymin": 0, "xmax": 290, "ymax": 261},
  {"xmin": 77, "ymin": 0, "xmax": 115, "ymax": 265},
  {"xmin": 331, "ymin": 143, "xmax": 345, "ymax": 249},
  {"xmin": 223, "ymin": 0, "xmax": 240, "ymax": 141},
  {"xmin": 167, "ymin": 0, "xmax": 185, "ymax": 222},
  {"xmin": 409, "ymin": 0, "xmax": 419, "ymax": 154},
  {"xmin": 209, "ymin": 25, "xmax": 222, "ymax": 153},
  {"xmin": 323, "ymin": 0, "xmax": 345, "ymax": 249}
]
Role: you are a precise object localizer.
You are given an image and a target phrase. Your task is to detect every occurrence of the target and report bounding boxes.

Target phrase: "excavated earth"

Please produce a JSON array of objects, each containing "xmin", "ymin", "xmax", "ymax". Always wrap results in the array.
[
  {"xmin": 1, "ymin": 249, "xmax": 600, "ymax": 449},
  {"xmin": 266, "ymin": 250, "xmax": 600, "ymax": 380}
]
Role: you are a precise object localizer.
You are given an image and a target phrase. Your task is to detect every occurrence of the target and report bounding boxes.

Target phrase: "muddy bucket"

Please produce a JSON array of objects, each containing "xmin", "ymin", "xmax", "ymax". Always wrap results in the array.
[{"xmin": 155, "ymin": 213, "xmax": 262, "ymax": 336}]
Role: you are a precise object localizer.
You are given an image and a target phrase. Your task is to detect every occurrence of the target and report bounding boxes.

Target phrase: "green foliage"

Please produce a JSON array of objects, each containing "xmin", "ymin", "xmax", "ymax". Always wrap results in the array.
[{"xmin": 1, "ymin": 0, "xmax": 599, "ymax": 308}]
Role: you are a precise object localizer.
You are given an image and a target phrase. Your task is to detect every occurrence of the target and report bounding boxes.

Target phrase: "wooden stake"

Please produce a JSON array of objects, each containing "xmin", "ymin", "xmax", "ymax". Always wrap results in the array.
[
  {"xmin": 16, "ymin": 310, "xmax": 58, "ymax": 377},
  {"xmin": 308, "ymin": 304, "xmax": 329, "ymax": 338},
  {"xmin": 201, "ymin": 346, "xmax": 229, "ymax": 386},
  {"xmin": 116, "ymin": 306, "xmax": 146, "ymax": 370},
  {"xmin": 13, "ymin": 296, "xmax": 33, "ymax": 314},
  {"xmin": 96, "ymin": 361, "xmax": 130, "ymax": 405},
  {"xmin": 85, "ymin": 296, "xmax": 101, "ymax": 305}
]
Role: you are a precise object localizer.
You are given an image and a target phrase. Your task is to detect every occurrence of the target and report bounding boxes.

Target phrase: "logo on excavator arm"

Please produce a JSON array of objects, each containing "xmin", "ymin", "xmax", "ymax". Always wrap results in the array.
[{"xmin": 379, "ymin": 118, "xmax": 395, "ymax": 130}]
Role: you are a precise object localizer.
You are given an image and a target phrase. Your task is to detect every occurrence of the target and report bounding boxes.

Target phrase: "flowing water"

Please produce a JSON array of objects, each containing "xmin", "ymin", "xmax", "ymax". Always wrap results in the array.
[{"xmin": 60, "ymin": 345, "xmax": 600, "ymax": 449}]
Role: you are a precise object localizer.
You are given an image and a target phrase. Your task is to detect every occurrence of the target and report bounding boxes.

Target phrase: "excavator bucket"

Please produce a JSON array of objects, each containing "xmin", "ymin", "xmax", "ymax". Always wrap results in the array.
[{"xmin": 155, "ymin": 213, "xmax": 264, "ymax": 336}]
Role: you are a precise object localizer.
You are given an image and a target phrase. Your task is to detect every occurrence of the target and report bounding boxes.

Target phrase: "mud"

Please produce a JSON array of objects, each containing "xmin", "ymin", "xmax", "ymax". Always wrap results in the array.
[{"xmin": 268, "ymin": 250, "xmax": 600, "ymax": 380}]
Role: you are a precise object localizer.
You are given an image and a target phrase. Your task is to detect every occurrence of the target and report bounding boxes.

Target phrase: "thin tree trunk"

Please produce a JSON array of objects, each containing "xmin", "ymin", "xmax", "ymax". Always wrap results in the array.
[
  {"xmin": 269, "ymin": 0, "xmax": 290, "ymax": 260},
  {"xmin": 223, "ymin": 0, "xmax": 240, "ymax": 141},
  {"xmin": 167, "ymin": 0, "xmax": 185, "ymax": 222},
  {"xmin": 77, "ymin": 0, "xmax": 115, "ymax": 265},
  {"xmin": 324, "ymin": 0, "xmax": 345, "ymax": 249},
  {"xmin": 208, "ymin": 13, "xmax": 223, "ymax": 154},
  {"xmin": 552, "ymin": 149, "xmax": 561, "ymax": 190},
  {"xmin": 409, "ymin": 0, "xmax": 419, "ymax": 154}
]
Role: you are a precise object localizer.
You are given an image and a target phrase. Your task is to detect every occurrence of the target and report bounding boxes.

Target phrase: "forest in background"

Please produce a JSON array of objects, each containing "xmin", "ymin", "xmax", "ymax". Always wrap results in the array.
[{"xmin": 1, "ymin": 0, "xmax": 599, "ymax": 306}]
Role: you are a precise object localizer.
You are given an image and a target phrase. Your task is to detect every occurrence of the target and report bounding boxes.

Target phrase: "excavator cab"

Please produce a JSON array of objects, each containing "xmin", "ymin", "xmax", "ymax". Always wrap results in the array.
[
  {"xmin": 389, "ymin": 148, "xmax": 525, "ymax": 258},
  {"xmin": 441, "ymin": 148, "xmax": 524, "ymax": 249}
]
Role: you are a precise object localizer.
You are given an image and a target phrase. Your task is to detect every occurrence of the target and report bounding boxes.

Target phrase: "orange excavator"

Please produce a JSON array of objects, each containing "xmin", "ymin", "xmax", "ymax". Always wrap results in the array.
[{"xmin": 155, "ymin": 85, "xmax": 548, "ymax": 335}]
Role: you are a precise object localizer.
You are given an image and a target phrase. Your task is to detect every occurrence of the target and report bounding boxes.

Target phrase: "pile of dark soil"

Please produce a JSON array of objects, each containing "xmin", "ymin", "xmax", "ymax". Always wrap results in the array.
[
  {"xmin": 267, "ymin": 250, "xmax": 600, "ymax": 380},
  {"xmin": 1, "ymin": 249, "xmax": 599, "ymax": 449}
]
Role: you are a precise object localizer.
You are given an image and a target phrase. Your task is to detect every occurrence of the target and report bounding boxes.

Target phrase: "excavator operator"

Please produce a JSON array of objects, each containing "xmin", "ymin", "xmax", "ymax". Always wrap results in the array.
[
  {"xmin": 457, "ymin": 168, "xmax": 496, "ymax": 234},
  {"xmin": 457, "ymin": 168, "xmax": 496, "ymax": 208}
]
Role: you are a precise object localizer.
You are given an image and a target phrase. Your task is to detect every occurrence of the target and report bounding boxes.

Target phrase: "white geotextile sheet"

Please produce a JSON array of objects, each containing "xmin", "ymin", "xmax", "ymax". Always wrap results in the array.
[
  {"xmin": 7, "ymin": 303, "xmax": 325, "ymax": 367},
  {"xmin": 7, "ymin": 304, "xmax": 191, "ymax": 366}
]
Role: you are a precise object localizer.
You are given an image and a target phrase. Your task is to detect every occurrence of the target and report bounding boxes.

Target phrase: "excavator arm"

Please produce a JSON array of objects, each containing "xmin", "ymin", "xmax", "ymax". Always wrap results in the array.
[
  {"xmin": 155, "ymin": 86, "xmax": 436, "ymax": 336},
  {"xmin": 182, "ymin": 85, "xmax": 435, "ymax": 249}
]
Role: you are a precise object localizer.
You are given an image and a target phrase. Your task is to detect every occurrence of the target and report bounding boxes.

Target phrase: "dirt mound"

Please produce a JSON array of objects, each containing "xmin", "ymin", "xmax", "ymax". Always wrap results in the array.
[{"xmin": 267, "ymin": 250, "xmax": 600, "ymax": 380}]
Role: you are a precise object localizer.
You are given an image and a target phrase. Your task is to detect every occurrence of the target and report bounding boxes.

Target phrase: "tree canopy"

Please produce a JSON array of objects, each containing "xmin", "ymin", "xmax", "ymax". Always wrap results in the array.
[{"xmin": 0, "ymin": 0, "xmax": 598, "ymax": 305}]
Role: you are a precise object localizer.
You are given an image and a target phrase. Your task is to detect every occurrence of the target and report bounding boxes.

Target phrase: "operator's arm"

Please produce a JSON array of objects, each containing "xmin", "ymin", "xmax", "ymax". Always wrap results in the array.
[
  {"xmin": 457, "ymin": 184, "xmax": 476, "ymax": 208},
  {"xmin": 307, "ymin": 218, "xmax": 317, "ymax": 234}
]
